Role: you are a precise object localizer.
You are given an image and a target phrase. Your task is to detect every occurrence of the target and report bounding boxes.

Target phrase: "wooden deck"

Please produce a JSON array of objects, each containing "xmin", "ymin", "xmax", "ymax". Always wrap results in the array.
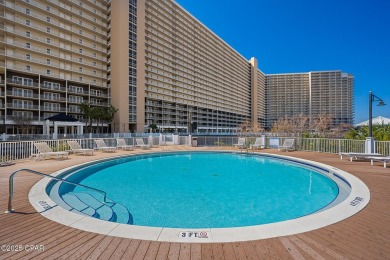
[{"xmin": 0, "ymin": 146, "xmax": 389, "ymax": 259}]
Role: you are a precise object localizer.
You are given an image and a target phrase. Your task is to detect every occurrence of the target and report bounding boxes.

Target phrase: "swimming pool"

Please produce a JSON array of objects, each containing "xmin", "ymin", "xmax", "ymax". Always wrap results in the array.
[
  {"xmin": 31, "ymin": 151, "xmax": 370, "ymax": 242},
  {"xmin": 50, "ymin": 152, "xmax": 339, "ymax": 228}
]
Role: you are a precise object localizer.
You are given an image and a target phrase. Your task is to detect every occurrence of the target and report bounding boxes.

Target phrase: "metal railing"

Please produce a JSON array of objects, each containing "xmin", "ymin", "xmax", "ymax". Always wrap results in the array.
[
  {"xmin": 6, "ymin": 168, "xmax": 109, "ymax": 213},
  {"xmin": 0, "ymin": 136, "xmax": 389, "ymax": 161}
]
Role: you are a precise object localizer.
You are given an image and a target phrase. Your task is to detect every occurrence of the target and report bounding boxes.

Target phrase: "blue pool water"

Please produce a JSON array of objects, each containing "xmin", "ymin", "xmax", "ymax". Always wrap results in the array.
[{"xmin": 58, "ymin": 152, "xmax": 339, "ymax": 228}]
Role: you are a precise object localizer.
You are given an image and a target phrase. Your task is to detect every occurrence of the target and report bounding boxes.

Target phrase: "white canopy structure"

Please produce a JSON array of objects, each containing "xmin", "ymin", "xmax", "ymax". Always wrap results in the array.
[{"xmin": 355, "ymin": 116, "xmax": 390, "ymax": 127}]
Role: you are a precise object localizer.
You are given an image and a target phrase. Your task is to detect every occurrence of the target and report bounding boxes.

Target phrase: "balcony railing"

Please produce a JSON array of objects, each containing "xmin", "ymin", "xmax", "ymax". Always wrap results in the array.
[
  {"xmin": 5, "ymin": 63, "xmax": 108, "ymax": 88},
  {"xmin": 7, "ymin": 103, "xmax": 39, "ymax": 110}
]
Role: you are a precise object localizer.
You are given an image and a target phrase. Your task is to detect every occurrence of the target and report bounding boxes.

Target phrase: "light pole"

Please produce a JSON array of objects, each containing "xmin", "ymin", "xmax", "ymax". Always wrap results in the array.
[{"xmin": 367, "ymin": 91, "xmax": 386, "ymax": 153}]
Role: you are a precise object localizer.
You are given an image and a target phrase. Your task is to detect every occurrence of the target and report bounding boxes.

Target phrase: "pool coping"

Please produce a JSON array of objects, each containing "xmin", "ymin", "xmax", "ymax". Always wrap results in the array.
[{"xmin": 28, "ymin": 150, "xmax": 370, "ymax": 243}]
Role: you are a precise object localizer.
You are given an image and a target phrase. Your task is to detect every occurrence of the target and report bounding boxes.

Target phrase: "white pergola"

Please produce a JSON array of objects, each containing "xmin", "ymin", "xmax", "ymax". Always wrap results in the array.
[{"xmin": 43, "ymin": 120, "xmax": 84, "ymax": 139}]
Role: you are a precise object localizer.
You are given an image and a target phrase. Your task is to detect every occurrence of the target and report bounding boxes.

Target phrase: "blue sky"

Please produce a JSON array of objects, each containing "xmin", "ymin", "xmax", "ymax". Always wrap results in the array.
[{"xmin": 176, "ymin": 0, "xmax": 390, "ymax": 123}]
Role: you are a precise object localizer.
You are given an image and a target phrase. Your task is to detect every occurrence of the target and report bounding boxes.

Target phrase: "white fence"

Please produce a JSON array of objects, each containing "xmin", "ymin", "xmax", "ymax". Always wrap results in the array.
[{"xmin": 1, "ymin": 136, "xmax": 389, "ymax": 162}]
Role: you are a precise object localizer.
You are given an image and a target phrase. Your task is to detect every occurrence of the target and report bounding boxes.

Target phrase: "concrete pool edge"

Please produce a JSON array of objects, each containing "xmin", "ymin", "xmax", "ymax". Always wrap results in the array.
[{"xmin": 28, "ymin": 150, "xmax": 370, "ymax": 243}]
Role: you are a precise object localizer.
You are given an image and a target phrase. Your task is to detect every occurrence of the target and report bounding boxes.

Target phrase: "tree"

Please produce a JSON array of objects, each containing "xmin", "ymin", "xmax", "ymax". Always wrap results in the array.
[
  {"xmin": 148, "ymin": 124, "xmax": 159, "ymax": 133},
  {"xmin": 12, "ymin": 116, "xmax": 33, "ymax": 134},
  {"xmin": 238, "ymin": 120, "xmax": 264, "ymax": 135},
  {"xmin": 90, "ymin": 107, "xmax": 102, "ymax": 133},
  {"xmin": 311, "ymin": 114, "xmax": 333, "ymax": 137},
  {"xmin": 79, "ymin": 103, "xmax": 92, "ymax": 133},
  {"xmin": 102, "ymin": 105, "xmax": 118, "ymax": 132},
  {"xmin": 270, "ymin": 116, "xmax": 294, "ymax": 135},
  {"xmin": 344, "ymin": 124, "xmax": 390, "ymax": 141},
  {"xmin": 89, "ymin": 105, "xmax": 118, "ymax": 133},
  {"xmin": 291, "ymin": 114, "xmax": 310, "ymax": 136}
]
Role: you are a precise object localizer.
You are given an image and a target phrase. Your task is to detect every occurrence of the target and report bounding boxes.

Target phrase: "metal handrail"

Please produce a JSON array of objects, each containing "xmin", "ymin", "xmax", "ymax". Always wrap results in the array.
[{"xmin": 6, "ymin": 168, "xmax": 109, "ymax": 213}]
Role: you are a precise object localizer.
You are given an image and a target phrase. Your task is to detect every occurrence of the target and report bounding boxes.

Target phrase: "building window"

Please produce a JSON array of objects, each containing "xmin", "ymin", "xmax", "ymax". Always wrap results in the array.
[
  {"xmin": 79, "ymin": 39, "xmax": 83, "ymax": 44},
  {"xmin": 26, "ymin": 31, "xmax": 30, "ymax": 37},
  {"xmin": 79, "ymin": 20, "xmax": 83, "ymax": 25},
  {"xmin": 46, "ymin": 6, "xmax": 50, "ymax": 11},
  {"xmin": 47, "ymin": 70, "xmax": 51, "ymax": 75},
  {"xmin": 93, "ymin": 44, "xmax": 96, "ymax": 49},
  {"xmin": 26, "ymin": 20, "xmax": 30, "ymax": 26},
  {"xmin": 93, "ymin": 35, "xmax": 96, "ymax": 40},
  {"xmin": 46, "ymin": 17, "xmax": 50, "ymax": 22},
  {"xmin": 26, "ymin": 54, "xmax": 31, "ymax": 60},
  {"xmin": 93, "ymin": 61, "xmax": 96, "ymax": 66},
  {"xmin": 26, "ymin": 42, "xmax": 31, "ymax": 48},
  {"xmin": 93, "ymin": 53, "xmax": 96, "ymax": 58},
  {"xmin": 47, "ymin": 59, "xmax": 51, "ymax": 65},
  {"xmin": 47, "ymin": 48, "xmax": 51, "ymax": 54},
  {"xmin": 79, "ymin": 58, "xmax": 83, "ymax": 62},
  {"xmin": 79, "ymin": 67, "xmax": 83, "ymax": 72},
  {"xmin": 79, "ymin": 11, "xmax": 82, "ymax": 15},
  {"xmin": 79, "ymin": 49, "xmax": 83, "ymax": 54},
  {"xmin": 47, "ymin": 27, "xmax": 51, "ymax": 33},
  {"xmin": 47, "ymin": 38, "xmax": 51, "ymax": 43},
  {"xmin": 26, "ymin": 8, "xmax": 30, "ymax": 15},
  {"xmin": 79, "ymin": 2, "xmax": 83, "ymax": 6},
  {"xmin": 93, "ymin": 71, "xmax": 96, "ymax": 75},
  {"xmin": 79, "ymin": 77, "xmax": 83, "ymax": 82},
  {"xmin": 79, "ymin": 30, "xmax": 82, "ymax": 35},
  {"xmin": 26, "ymin": 65, "xmax": 31, "ymax": 71},
  {"xmin": 93, "ymin": 26, "xmax": 96, "ymax": 31}
]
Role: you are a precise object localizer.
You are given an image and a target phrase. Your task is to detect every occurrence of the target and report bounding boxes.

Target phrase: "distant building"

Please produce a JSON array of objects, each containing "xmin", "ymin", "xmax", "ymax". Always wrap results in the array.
[{"xmin": 266, "ymin": 71, "xmax": 354, "ymax": 129}]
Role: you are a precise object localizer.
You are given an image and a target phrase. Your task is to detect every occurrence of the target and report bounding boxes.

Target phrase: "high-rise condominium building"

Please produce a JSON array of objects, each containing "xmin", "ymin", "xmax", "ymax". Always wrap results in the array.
[
  {"xmin": 109, "ymin": 0, "xmax": 265, "ymax": 133},
  {"xmin": 0, "ymin": 0, "xmax": 109, "ymax": 134},
  {"xmin": 0, "ymin": 0, "xmax": 354, "ymax": 134},
  {"xmin": 266, "ymin": 71, "xmax": 354, "ymax": 129}
]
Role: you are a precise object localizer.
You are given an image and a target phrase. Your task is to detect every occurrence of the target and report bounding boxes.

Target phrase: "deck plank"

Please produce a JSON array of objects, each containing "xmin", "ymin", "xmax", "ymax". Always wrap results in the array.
[
  {"xmin": 167, "ymin": 243, "xmax": 180, "ymax": 260},
  {"xmin": 120, "ymin": 239, "xmax": 141, "ymax": 260},
  {"xmin": 143, "ymin": 241, "xmax": 161, "ymax": 260},
  {"xmin": 84, "ymin": 236, "xmax": 115, "ymax": 260},
  {"xmin": 156, "ymin": 242, "xmax": 171, "ymax": 260}
]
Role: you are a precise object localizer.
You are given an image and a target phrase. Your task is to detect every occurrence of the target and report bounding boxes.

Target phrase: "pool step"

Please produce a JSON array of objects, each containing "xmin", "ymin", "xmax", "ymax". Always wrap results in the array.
[
  {"xmin": 111, "ymin": 203, "xmax": 133, "ymax": 224},
  {"xmin": 68, "ymin": 192, "xmax": 113, "ymax": 221},
  {"xmin": 63, "ymin": 192, "xmax": 132, "ymax": 224},
  {"xmin": 62, "ymin": 194, "xmax": 96, "ymax": 217}
]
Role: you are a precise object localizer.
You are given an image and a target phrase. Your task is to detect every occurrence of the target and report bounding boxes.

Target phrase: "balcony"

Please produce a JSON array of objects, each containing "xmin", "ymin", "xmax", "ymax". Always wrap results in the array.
[
  {"xmin": 7, "ymin": 78, "xmax": 39, "ymax": 88},
  {"xmin": 7, "ymin": 91, "xmax": 39, "ymax": 99},
  {"xmin": 41, "ymin": 106, "xmax": 66, "ymax": 112},
  {"xmin": 40, "ymin": 95, "xmax": 66, "ymax": 102},
  {"xmin": 40, "ymin": 84, "xmax": 66, "ymax": 92},
  {"xmin": 7, "ymin": 103, "xmax": 39, "ymax": 110}
]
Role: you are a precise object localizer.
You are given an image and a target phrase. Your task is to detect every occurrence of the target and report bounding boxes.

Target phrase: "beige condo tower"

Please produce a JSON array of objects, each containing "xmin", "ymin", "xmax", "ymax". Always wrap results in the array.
[
  {"xmin": 0, "ymin": 0, "xmax": 109, "ymax": 134},
  {"xmin": 109, "ymin": 0, "xmax": 265, "ymax": 133}
]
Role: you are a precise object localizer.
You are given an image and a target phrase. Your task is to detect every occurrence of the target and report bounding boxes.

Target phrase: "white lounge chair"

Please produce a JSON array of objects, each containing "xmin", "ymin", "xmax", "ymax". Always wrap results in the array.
[
  {"xmin": 116, "ymin": 138, "xmax": 134, "ymax": 150},
  {"xmin": 135, "ymin": 138, "xmax": 150, "ymax": 149},
  {"xmin": 32, "ymin": 142, "xmax": 69, "ymax": 161},
  {"xmin": 369, "ymin": 156, "xmax": 390, "ymax": 168},
  {"xmin": 251, "ymin": 137, "xmax": 265, "ymax": 150},
  {"xmin": 94, "ymin": 139, "xmax": 116, "ymax": 152},
  {"xmin": 278, "ymin": 139, "xmax": 295, "ymax": 152},
  {"xmin": 67, "ymin": 140, "xmax": 94, "ymax": 155},
  {"xmin": 233, "ymin": 138, "xmax": 246, "ymax": 149},
  {"xmin": 339, "ymin": 152, "xmax": 382, "ymax": 161}
]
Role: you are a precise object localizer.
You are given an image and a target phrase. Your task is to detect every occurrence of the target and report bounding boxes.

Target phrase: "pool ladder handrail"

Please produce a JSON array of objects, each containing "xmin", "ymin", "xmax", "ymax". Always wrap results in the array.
[{"xmin": 6, "ymin": 168, "xmax": 109, "ymax": 213}]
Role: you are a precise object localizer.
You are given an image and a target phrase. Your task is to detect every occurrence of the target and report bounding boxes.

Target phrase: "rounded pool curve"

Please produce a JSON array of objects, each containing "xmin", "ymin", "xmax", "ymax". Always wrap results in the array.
[{"xmin": 29, "ymin": 151, "xmax": 370, "ymax": 243}]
